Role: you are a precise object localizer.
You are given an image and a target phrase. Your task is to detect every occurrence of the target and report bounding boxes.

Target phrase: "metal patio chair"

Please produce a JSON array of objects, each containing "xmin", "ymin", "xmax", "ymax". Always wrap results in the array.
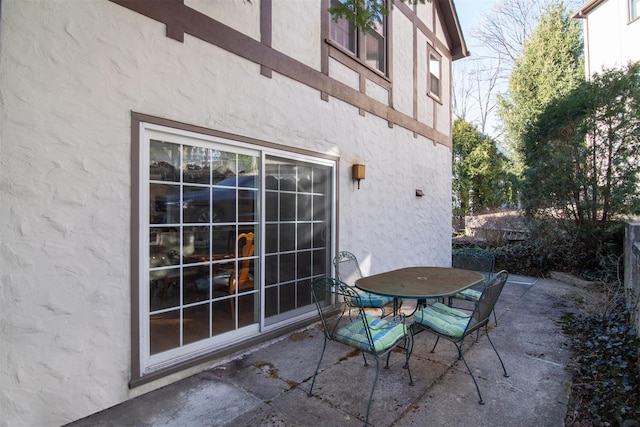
[
  {"xmin": 308, "ymin": 277, "xmax": 413, "ymax": 426},
  {"xmin": 450, "ymin": 247, "xmax": 498, "ymax": 325},
  {"xmin": 333, "ymin": 251, "xmax": 395, "ymax": 317},
  {"xmin": 411, "ymin": 270, "xmax": 509, "ymax": 404}
]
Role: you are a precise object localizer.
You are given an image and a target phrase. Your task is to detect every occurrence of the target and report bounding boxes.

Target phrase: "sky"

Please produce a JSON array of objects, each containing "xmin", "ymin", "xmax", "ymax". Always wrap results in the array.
[
  {"xmin": 450, "ymin": 1, "xmax": 503, "ymax": 137},
  {"xmin": 453, "ymin": 0, "xmax": 496, "ymax": 39},
  {"xmin": 450, "ymin": 0, "xmax": 584, "ymax": 139}
]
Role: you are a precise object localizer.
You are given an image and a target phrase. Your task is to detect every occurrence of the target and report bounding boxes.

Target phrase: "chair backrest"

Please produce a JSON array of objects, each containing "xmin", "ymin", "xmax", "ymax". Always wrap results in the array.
[
  {"xmin": 311, "ymin": 277, "xmax": 365, "ymax": 340},
  {"xmin": 333, "ymin": 251, "xmax": 363, "ymax": 287},
  {"xmin": 466, "ymin": 270, "xmax": 508, "ymax": 334},
  {"xmin": 230, "ymin": 232, "xmax": 255, "ymax": 293},
  {"xmin": 452, "ymin": 248, "xmax": 495, "ymax": 282}
]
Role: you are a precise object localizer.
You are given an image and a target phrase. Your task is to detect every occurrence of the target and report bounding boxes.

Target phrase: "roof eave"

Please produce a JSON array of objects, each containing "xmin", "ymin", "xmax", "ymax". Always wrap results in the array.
[
  {"xmin": 572, "ymin": 0, "xmax": 605, "ymax": 19},
  {"xmin": 438, "ymin": 0, "xmax": 469, "ymax": 60}
]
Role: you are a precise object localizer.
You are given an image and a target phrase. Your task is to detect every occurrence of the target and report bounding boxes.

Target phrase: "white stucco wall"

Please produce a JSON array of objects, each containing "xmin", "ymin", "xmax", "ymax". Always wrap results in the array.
[
  {"xmin": 365, "ymin": 78, "xmax": 390, "ymax": 105},
  {"xmin": 583, "ymin": 0, "xmax": 640, "ymax": 74},
  {"xmin": 186, "ymin": 0, "xmax": 261, "ymax": 41},
  {"xmin": 392, "ymin": 7, "xmax": 415, "ymax": 117},
  {"xmin": 417, "ymin": 2, "xmax": 434, "ymax": 30},
  {"xmin": 341, "ymin": 129, "xmax": 453, "ymax": 275},
  {"xmin": 329, "ymin": 57, "xmax": 361, "ymax": 91},
  {"xmin": 0, "ymin": 1, "xmax": 453, "ymax": 425},
  {"xmin": 272, "ymin": 0, "xmax": 323, "ymax": 70}
]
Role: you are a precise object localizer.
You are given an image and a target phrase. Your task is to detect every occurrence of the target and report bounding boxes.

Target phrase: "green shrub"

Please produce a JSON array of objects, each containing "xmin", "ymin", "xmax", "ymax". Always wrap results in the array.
[{"xmin": 456, "ymin": 221, "xmax": 625, "ymax": 282}]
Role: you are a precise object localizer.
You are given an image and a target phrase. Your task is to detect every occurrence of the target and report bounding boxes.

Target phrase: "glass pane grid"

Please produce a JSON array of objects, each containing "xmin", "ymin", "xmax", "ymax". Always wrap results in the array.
[
  {"xmin": 264, "ymin": 159, "xmax": 331, "ymax": 321},
  {"xmin": 148, "ymin": 139, "xmax": 260, "ymax": 355},
  {"xmin": 145, "ymin": 132, "xmax": 333, "ymax": 366},
  {"xmin": 329, "ymin": 0, "xmax": 386, "ymax": 73}
]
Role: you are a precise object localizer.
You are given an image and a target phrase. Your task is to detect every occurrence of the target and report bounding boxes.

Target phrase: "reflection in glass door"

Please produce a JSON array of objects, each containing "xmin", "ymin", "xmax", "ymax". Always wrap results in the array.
[
  {"xmin": 147, "ymin": 137, "xmax": 259, "ymax": 357},
  {"xmin": 264, "ymin": 156, "xmax": 332, "ymax": 325},
  {"xmin": 140, "ymin": 124, "xmax": 335, "ymax": 374}
]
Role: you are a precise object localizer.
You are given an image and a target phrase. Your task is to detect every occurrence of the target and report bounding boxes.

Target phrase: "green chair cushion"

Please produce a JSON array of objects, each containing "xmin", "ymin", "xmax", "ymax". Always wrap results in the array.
[
  {"xmin": 413, "ymin": 303, "xmax": 471, "ymax": 338},
  {"xmin": 452, "ymin": 288, "xmax": 482, "ymax": 302},
  {"xmin": 335, "ymin": 314, "xmax": 407, "ymax": 353},
  {"xmin": 351, "ymin": 290, "xmax": 394, "ymax": 308}
]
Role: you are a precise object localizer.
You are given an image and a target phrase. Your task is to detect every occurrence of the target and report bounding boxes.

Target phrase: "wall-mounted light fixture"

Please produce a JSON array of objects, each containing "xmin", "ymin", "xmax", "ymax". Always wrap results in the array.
[{"xmin": 352, "ymin": 164, "xmax": 365, "ymax": 189}]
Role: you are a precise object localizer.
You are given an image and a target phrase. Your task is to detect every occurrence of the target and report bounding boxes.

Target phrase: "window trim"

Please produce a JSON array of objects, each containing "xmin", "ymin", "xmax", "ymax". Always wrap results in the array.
[
  {"xmin": 328, "ymin": 0, "xmax": 390, "ymax": 77},
  {"xmin": 630, "ymin": 0, "xmax": 640, "ymax": 23},
  {"xmin": 140, "ymin": 126, "xmax": 263, "ymax": 374},
  {"xmin": 325, "ymin": 39, "xmax": 392, "ymax": 86},
  {"xmin": 427, "ymin": 45, "xmax": 442, "ymax": 103},
  {"xmin": 130, "ymin": 112, "xmax": 339, "ymax": 385}
]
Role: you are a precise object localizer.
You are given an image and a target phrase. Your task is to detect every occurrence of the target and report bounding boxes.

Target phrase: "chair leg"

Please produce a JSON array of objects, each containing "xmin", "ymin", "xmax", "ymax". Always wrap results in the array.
[
  {"xmin": 455, "ymin": 332, "xmax": 508, "ymax": 405},
  {"xmin": 363, "ymin": 357, "xmax": 381, "ymax": 427},
  {"xmin": 308, "ymin": 338, "xmax": 327, "ymax": 397},
  {"xmin": 456, "ymin": 341, "xmax": 464, "ymax": 360},
  {"xmin": 454, "ymin": 342, "xmax": 485, "ymax": 405},
  {"xmin": 430, "ymin": 336, "xmax": 440, "ymax": 353},
  {"xmin": 485, "ymin": 329, "xmax": 509, "ymax": 378},
  {"xmin": 397, "ymin": 328, "xmax": 416, "ymax": 386},
  {"xmin": 404, "ymin": 335, "xmax": 415, "ymax": 386},
  {"xmin": 361, "ymin": 350, "xmax": 369, "ymax": 367},
  {"xmin": 408, "ymin": 323, "xmax": 418, "ymax": 355}
]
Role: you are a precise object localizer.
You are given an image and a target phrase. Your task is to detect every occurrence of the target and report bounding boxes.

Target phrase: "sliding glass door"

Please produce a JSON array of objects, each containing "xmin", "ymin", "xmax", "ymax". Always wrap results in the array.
[
  {"xmin": 263, "ymin": 156, "xmax": 332, "ymax": 325},
  {"xmin": 138, "ymin": 123, "xmax": 334, "ymax": 374}
]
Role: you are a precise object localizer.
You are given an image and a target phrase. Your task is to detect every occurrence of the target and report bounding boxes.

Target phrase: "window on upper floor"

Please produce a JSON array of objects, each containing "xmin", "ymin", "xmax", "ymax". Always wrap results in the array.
[
  {"xmin": 428, "ymin": 46, "xmax": 442, "ymax": 100},
  {"xmin": 631, "ymin": 0, "xmax": 640, "ymax": 22},
  {"xmin": 330, "ymin": 0, "xmax": 388, "ymax": 74}
]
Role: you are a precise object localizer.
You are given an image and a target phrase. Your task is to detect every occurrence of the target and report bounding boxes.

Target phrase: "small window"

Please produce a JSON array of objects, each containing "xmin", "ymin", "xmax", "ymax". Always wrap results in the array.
[
  {"xmin": 631, "ymin": 0, "xmax": 640, "ymax": 22},
  {"xmin": 330, "ymin": 2, "xmax": 356, "ymax": 53},
  {"xmin": 365, "ymin": 22, "xmax": 386, "ymax": 73},
  {"xmin": 330, "ymin": 0, "xmax": 388, "ymax": 74},
  {"xmin": 428, "ymin": 48, "xmax": 441, "ymax": 100}
]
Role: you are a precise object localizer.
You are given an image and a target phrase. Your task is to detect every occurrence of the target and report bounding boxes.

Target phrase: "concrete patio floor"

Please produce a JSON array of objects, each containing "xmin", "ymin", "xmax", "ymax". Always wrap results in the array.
[{"xmin": 68, "ymin": 274, "xmax": 581, "ymax": 426}]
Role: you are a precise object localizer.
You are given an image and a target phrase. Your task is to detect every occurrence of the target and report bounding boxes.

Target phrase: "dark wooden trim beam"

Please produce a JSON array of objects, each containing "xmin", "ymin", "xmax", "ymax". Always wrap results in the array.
[
  {"xmin": 412, "ymin": 2, "xmax": 419, "ymax": 137},
  {"xmin": 260, "ymin": 0, "xmax": 273, "ymax": 78},
  {"xmin": 320, "ymin": 0, "xmax": 330, "ymax": 101},
  {"xmin": 110, "ymin": 0, "xmax": 451, "ymax": 147},
  {"xmin": 326, "ymin": 42, "xmax": 392, "ymax": 89},
  {"xmin": 395, "ymin": 0, "xmax": 468, "ymax": 61},
  {"xmin": 130, "ymin": 111, "xmax": 142, "ymax": 382}
]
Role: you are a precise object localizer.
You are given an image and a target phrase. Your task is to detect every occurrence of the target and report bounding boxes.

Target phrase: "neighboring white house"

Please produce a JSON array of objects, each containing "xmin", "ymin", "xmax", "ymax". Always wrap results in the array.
[
  {"xmin": 573, "ymin": 0, "xmax": 640, "ymax": 75},
  {"xmin": 572, "ymin": 1, "xmax": 640, "ymax": 337},
  {"xmin": 0, "ymin": 0, "xmax": 467, "ymax": 425}
]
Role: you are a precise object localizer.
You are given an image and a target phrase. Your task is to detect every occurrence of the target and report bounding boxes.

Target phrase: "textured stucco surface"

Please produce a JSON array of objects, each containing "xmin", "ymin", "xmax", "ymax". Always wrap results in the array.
[
  {"xmin": 186, "ymin": 0, "xmax": 261, "ymax": 42},
  {"xmin": 392, "ymin": 7, "xmax": 415, "ymax": 117},
  {"xmin": 0, "ymin": 1, "xmax": 453, "ymax": 425}
]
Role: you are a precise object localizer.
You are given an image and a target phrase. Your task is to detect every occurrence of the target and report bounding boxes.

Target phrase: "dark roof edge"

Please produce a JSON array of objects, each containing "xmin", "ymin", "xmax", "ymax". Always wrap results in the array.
[
  {"xmin": 439, "ymin": 0, "xmax": 469, "ymax": 60},
  {"xmin": 571, "ymin": 0, "xmax": 605, "ymax": 18}
]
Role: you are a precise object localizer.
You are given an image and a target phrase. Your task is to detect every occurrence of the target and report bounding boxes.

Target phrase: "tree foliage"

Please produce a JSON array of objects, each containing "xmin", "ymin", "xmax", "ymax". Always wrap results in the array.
[
  {"xmin": 474, "ymin": 0, "xmax": 552, "ymax": 66},
  {"xmin": 522, "ymin": 62, "xmax": 640, "ymax": 228},
  {"xmin": 454, "ymin": 0, "xmax": 553, "ymax": 135},
  {"xmin": 329, "ymin": 0, "xmax": 430, "ymax": 33},
  {"xmin": 498, "ymin": 2, "xmax": 584, "ymax": 170},
  {"xmin": 453, "ymin": 118, "xmax": 517, "ymax": 216}
]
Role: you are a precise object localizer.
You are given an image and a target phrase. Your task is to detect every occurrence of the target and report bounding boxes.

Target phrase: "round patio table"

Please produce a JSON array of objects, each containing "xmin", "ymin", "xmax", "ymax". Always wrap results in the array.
[{"xmin": 355, "ymin": 266, "xmax": 484, "ymax": 314}]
